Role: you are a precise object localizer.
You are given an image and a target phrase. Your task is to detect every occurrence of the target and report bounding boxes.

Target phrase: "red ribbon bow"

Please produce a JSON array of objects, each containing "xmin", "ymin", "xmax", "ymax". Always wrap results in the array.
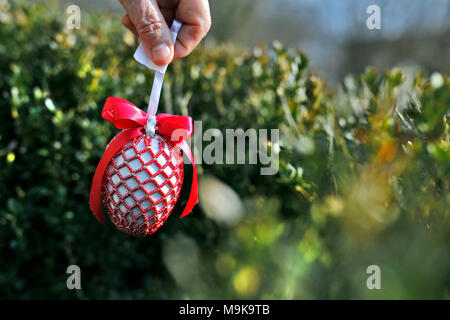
[{"xmin": 89, "ymin": 97, "xmax": 198, "ymax": 223}]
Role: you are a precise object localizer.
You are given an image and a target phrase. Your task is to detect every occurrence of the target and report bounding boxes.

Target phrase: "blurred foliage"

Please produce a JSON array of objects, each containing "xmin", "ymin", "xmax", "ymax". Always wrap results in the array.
[{"xmin": 0, "ymin": 2, "xmax": 449, "ymax": 299}]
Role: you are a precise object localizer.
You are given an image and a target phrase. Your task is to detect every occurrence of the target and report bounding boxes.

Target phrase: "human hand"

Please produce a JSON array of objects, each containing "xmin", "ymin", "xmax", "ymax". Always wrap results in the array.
[{"xmin": 119, "ymin": 0, "xmax": 211, "ymax": 66}]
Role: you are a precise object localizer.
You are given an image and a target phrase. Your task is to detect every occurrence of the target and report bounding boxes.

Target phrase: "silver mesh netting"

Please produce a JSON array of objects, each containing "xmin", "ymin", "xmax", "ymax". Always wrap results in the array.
[{"xmin": 102, "ymin": 133, "xmax": 184, "ymax": 235}]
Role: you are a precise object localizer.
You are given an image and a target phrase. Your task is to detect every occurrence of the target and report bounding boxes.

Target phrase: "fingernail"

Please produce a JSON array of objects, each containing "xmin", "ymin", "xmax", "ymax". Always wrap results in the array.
[{"xmin": 152, "ymin": 43, "xmax": 171, "ymax": 65}]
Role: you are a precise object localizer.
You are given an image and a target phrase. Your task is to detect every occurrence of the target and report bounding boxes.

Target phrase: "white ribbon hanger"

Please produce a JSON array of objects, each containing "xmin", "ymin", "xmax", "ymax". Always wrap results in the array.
[{"xmin": 133, "ymin": 20, "xmax": 182, "ymax": 117}]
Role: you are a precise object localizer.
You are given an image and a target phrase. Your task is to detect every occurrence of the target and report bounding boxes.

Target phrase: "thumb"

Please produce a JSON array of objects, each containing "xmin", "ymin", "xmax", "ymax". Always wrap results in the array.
[{"xmin": 120, "ymin": 0, "xmax": 174, "ymax": 66}]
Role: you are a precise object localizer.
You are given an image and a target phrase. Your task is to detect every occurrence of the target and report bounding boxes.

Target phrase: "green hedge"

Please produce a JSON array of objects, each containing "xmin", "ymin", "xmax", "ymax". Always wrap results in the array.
[{"xmin": 0, "ymin": 2, "xmax": 449, "ymax": 299}]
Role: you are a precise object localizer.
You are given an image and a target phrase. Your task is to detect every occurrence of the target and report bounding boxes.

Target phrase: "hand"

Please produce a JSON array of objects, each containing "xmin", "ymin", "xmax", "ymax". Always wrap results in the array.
[{"xmin": 119, "ymin": 0, "xmax": 211, "ymax": 66}]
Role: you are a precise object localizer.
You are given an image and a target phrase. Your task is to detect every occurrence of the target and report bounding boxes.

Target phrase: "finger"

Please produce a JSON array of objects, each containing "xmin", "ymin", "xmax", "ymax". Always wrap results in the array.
[
  {"xmin": 173, "ymin": 0, "xmax": 211, "ymax": 60},
  {"xmin": 119, "ymin": 0, "xmax": 174, "ymax": 66},
  {"xmin": 173, "ymin": 26, "xmax": 204, "ymax": 60},
  {"xmin": 121, "ymin": 14, "xmax": 138, "ymax": 37}
]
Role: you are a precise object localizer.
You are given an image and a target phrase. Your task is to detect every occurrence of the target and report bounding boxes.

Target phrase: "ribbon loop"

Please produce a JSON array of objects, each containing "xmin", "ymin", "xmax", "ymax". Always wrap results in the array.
[
  {"xmin": 102, "ymin": 97, "xmax": 147, "ymax": 129},
  {"xmin": 156, "ymin": 113, "xmax": 193, "ymax": 143}
]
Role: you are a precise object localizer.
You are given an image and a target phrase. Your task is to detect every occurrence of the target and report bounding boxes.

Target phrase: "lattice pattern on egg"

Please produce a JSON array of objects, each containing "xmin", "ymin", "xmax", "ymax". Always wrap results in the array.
[{"xmin": 101, "ymin": 133, "xmax": 184, "ymax": 236}]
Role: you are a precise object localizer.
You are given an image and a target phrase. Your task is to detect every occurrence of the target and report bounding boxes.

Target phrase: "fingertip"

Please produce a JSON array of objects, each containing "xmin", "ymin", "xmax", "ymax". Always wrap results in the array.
[{"xmin": 148, "ymin": 42, "xmax": 174, "ymax": 66}]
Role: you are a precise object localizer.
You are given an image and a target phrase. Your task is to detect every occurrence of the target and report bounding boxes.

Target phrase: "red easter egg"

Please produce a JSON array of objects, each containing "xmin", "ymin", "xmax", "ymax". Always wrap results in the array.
[{"xmin": 101, "ymin": 133, "xmax": 184, "ymax": 236}]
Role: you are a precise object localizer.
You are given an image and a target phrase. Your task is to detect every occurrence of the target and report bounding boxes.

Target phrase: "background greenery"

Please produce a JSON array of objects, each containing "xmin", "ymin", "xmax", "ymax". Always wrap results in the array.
[{"xmin": 0, "ymin": 2, "xmax": 449, "ymax": 299}]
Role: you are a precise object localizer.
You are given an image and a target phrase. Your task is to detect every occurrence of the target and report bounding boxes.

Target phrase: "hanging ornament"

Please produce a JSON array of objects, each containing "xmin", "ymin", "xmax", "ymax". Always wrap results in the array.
[{"xmin": 89, "ymin": 20, "xmax": 198, "ymax": 236}]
